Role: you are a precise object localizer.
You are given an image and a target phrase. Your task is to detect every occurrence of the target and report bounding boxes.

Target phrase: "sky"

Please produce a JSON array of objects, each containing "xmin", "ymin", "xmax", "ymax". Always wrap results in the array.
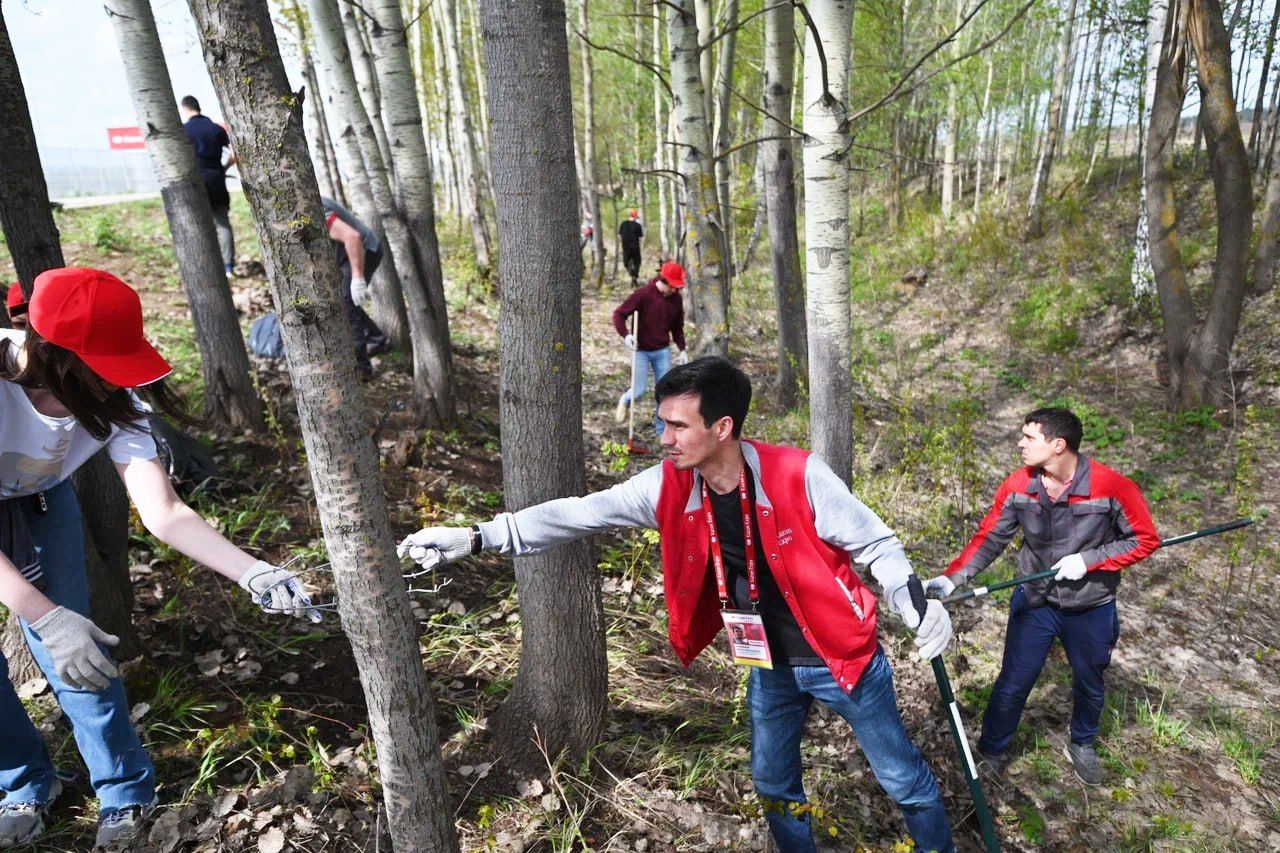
[{"xmin": 6, "ymin": 0, "xmax": 302, "ymax": 153}]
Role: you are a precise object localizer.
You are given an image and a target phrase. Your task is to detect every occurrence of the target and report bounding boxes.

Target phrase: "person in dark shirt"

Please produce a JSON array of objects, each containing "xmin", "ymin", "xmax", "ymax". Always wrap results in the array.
[
  {"xmin": 618, "ymin": 210, "xmax": 644, "ymax": 285},
  {"xmin": 322, "ymin": 197, "xmax": 389, "ymax": 379},
  {"xmin": 179, "ymin": 96, "xmax": 235, "ymax": 276},
  {"xmin": 611, "ymin": 261, "xmax": 688, "ymax": 435}
]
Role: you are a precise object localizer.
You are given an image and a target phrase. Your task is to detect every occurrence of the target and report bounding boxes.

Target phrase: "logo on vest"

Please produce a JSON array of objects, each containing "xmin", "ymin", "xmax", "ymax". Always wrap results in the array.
[{"xmin": 777, "ymin": 528, "xmax": 793, "ymax": 546}]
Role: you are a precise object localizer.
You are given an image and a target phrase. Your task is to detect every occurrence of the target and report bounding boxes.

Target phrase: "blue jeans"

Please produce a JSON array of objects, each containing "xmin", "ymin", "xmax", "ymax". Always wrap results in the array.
[
  {"xmin": 0, "ymin": 480, "xmax": 154, "ymax": 809},
  {"xmin": 620, "ymin": 346, "xmax": 672, "ymax": 435},
  {"xmin": 749, "ymin": 650, "xmax": 954, "ymax": 853},
  {"xmin": 979, "ymin": 587, "xmax": 1120, "ymax": 756}
]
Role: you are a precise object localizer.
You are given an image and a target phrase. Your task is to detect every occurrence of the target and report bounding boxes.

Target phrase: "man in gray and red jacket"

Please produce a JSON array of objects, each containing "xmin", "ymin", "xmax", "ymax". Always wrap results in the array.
[
  {"xmin": 399, "ymin": 357, "xmax": 956, "ymax": 853},
  {"xmin": 926, "ymin": 407, "xmax": 1159, "ymax": 786}
]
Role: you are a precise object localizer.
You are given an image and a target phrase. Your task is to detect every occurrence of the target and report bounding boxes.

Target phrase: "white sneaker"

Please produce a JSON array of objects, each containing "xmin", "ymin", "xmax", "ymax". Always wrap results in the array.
[
  {"xmin": 0, "ymin": 778, "xmax": 62, "ymax": 848},
  {"xmin": 614, "ymin": 398, "xmax": 629, "ymax": 424}
]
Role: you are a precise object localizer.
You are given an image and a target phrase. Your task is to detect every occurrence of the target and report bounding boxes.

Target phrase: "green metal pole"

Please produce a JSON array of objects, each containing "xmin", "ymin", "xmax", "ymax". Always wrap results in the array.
[
  {"xmin": 908, "ymin": 575, "xmax": 1001, "ymax": 852},
  {"xmin": 939, "ymin": 518, "xmax": 1254, "ymax": 606}
]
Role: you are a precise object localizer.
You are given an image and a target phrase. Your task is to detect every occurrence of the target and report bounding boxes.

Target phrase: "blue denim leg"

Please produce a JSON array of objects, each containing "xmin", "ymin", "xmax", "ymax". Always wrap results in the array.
[
  {"xmin": 1058, "ymin": 602, "xmax": 1119, "ymax": 745},
  {"xmin": 648, "ymin": 347, "xmax": 672, "ymax": 436},
  {"xmin": 979, "ymin": 588, "xmax": 1058, "ymax": 756},
  {"xmin": 748, "ymin": 665, "xmax": 816, "ymax": 851},
  {"xmin": 805, "ymin": 651, "xmax": 955, "ymax": 853},
  {"xmin": 622, "ymin": 348, "xmax": 673, "ymax": 436},
  {"xmin": 18, "ymin": 480, "xmax": 155, "ymax": 811},
  {"xmin": 0, "ymin": 643, "xmax": 58, "ymax": 805}
]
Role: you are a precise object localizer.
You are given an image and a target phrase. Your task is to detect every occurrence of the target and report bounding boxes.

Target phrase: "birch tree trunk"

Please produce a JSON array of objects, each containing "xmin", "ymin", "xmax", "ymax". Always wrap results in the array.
[
  {"xmin": 974, "ymin": 53, "xmax": 995, "ymax": 212},
  {"xmin": 310, "ymin": 0, "xmax": 454, "ymax": 423},
  {"xmin": 185, "ymin": 3, "xmax": 458, "ymax": 848},
  {"xmin": 803, "ymin": 0, "xmax": 855, "ymax": 482},
  {"xmin": 654, "ymin": 1, "xmax": 672, "ymax": 260},
  {"xmin": 941, "ymin": 0, "xmax": 964, "ymax": 218},
  {"xmin": 670, "ymin": 0, "xmax": 731, "ymax": 356},
  {"xmin": 713, "ymin": 0, "xmax": 739, "ymax": 266},
  {"xmin": 1133, "ymin": 0, "xmax": 1169, "ymax": 298},
  {"xmin": 0, "ymin": 6, "xmax": 142, "ymax": 682},
  {"xmin": 479, "ymin": 0, "xmax": 607, "ymax": 765},
  {"xmin": 367, "ymin": 0, "xmax": 458, "ymax": 424},
  {"xmin": 342, "ymin": 6, "xmax": 394, "ymax": 177},
  {"xmin": 441, "ymin": 0, "xmax": 494, "ymax": 279},
  {"xmin": 1253, "ymin": 120, "xmax": 1280, "ymax": 293},
  {"xmin": 1026, "ymin": 0, "xmax": 1079, "ymax": 238},
  {"xmin": 579, "ymin": 0, "xmax": 606, "ymax": 290},
  {"xmin": 762, "ymin": 0, "xmax": 806, "ymax": 409},
  {"xmin": 105, "ymin": 0, "xmax": 263, "ymax": 434}
]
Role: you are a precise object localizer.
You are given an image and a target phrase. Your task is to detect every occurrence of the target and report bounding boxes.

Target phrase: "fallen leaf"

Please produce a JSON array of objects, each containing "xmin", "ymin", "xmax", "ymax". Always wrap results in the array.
[{"xmin": 257, "ymin": 826, "xmax": 285, "ymax": 853}]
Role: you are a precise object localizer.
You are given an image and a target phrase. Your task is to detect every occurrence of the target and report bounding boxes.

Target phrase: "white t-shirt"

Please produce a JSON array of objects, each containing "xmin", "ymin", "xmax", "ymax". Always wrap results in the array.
[{"xmin": 1, "ymin": 329, "xmax": 158, "ymax": 499}]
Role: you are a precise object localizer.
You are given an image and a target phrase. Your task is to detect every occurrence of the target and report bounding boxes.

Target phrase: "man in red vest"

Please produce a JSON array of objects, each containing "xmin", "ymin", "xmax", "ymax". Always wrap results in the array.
[{"xmin": 399, "ymin": 357, "xmax": 956, "ymax": 852}]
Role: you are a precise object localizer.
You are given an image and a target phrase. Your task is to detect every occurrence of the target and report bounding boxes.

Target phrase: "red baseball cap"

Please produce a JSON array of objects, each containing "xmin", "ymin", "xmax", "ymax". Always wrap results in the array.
[
  {"xmin": 5, "ymin": 281, "xmax": 25, "ymax": 315},
  {"xmin": 28, "ymin": 267, "xmax": 172, "ymax": 387},
  {"xmin": 660, "ymin": 261, "xmax": 687, "ymax": 288}
]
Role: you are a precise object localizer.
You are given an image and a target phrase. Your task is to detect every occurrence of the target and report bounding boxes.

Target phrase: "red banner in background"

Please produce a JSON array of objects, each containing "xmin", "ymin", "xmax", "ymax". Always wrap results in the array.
[{"xmin": 107, "ymin": 127, "xmax": 145, "ymax": 150}]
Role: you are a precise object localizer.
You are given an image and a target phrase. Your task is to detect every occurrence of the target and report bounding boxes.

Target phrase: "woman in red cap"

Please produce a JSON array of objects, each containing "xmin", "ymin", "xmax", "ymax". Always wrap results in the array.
[{"xmin": 0, "ymin": 267, "xmax": 318, "ymax": 847}]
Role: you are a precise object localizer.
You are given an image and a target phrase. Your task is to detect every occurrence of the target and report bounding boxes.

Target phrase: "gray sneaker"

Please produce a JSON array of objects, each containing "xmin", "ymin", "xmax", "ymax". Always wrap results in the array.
[
  {"xmin": 94, "ymin": 798, "xmax": 158, "ymax": 849},
  {"xmin": 0, "ymin": 779, "xmax": 62, "ymax": 847},
  {"xmin": 977, "ymin": 749, "xmax": 1011, "ymax": 780},
  {"xmin": 1063, "ymin": 741, "xmax": 1103, "ymax": 786}
]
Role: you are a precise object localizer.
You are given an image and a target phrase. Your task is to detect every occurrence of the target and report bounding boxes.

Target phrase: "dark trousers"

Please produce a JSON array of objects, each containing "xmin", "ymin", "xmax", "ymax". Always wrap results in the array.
[
  {"xmin": 979, "ymin": 588, "xmax": 1120, "ymax": 755},
  {"xmin": 339, "ymin": 248, "xmax": 386, "ymax": 372},
  {"xmin": 622, "ymin": 243, "xmax": 641, "ymax": 280}
]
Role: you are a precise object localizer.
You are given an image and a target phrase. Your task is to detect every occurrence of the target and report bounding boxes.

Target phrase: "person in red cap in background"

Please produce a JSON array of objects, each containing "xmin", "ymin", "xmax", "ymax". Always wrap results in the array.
[
  {"xmin": 0, "ymin": 267, "xmax": 319, "ymax": 848},
  {"xmin": 4, "ymin": 282, "xmax": 27, "ymax": 331},
  {"xmin": 618, "ymin": 209, "xmax": 645, "ymax": 285},
  {"xmin": 612, "ymin": 260, "xmax": 688, "ymax": 437}
]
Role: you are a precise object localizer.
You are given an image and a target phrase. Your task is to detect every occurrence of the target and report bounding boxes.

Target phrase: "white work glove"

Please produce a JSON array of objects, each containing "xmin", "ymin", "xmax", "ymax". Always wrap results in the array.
[
  {"xmin": 894, "ymin": 590, "xmax": 954, "ymax": 661},
  {"xmin": 923, "ymin": 574, "xmax": 956, "ymax": 597},
  {"xmin": 675, "ymin": 349, "xmax": 690, "ymax": 365},
  {"xmin": 624, "ymin": 334, "xmax": 637, "ymax": 351},
  {"xmin": 30, "ymin": 606, "xmax": 120, "ymax": 691},
  {"xmin": 396, "ymin": 527, "xmax": 474, "ymax": 570},
  {"xmin": 1052, "ymin": 553, "xmax": 1088, "ymax": 581},
  {"xmin": 350, "ymin": 276, "xmax": 370, "ymax": 307},
  {"xmin": 238, "ymin": 560, "xmax": 324, "ymax": 623}
]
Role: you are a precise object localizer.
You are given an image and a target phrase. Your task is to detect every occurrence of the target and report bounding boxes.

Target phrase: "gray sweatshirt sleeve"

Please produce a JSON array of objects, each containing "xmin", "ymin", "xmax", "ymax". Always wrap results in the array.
[
  {"xmin": 805, "ymin": 454, "xmax": 914, "ymax": 617},
  {"xmin": 477, "ymin": 463, "xmax": 664, "ymax": 556}
]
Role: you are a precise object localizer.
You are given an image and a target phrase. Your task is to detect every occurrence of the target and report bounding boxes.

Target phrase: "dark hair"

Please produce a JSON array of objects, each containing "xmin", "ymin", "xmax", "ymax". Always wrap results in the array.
[
  {"xmin": 180, "ymin": 95, "xmax": 201, "ymax": 112},
  {"xmin": 1, "ymin": 330, "xmax": 195, "ymax": 440},
  {"xmin": 1024, "ymin": 407, "xmax": 1083, "ymax": 452},
  {"xmin": 655, "ymin": 356, "xmax": 751, "ymax": 438}
]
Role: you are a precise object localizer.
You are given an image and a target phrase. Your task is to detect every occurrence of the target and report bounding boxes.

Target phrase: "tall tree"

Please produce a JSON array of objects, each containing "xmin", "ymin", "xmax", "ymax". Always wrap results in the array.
[
  {"xmin": 1253, "ymin": 118, "xmax": 1280, "ymax": 293},
  {"xmin": 309, "ymin": 0, "xmax": 454, "ymax": 423},
  {"xmin": 479, "ymin": 0, "xmax": 608, "ymax": 763},
  {"xmin": 761, "ymin": 0, "xmax": 806, "ymax": 409},
  {"xmin": 712, "ymin": 0, "xmax": 739, "ymax": 262},
  {"xmin": 439, "ymin": 0, "xmax": 494, "ymax": 279},
  {"xmin": 1247, "ymin": 0, "xmax": 1280, "ymax": 161},
  {"xmin": 578, "ymin": 0, "xmax": 606, "ymax": 289},
  {"xmin": 1133, "ymin": 0, "xmax": 1169, "ymax": 298},
  {"xmin": 0, "ymin": 5, "xmax": 142, "ymax": 678},
  {"xmin": 1146, "ymin": 0, "xmax": 1253, "ymax": 408},
  {"xmin": 185, "ymin": 1, "xmax": 458, "ymax": 848},
  {"xmin": 803, "ymin": 0, "xmax": 856, "ymax": 483},
  {"xmin": 1026, "ymin": 0, "xmax": 1079, "ymax": 238},
  {"xmin": 669, "ymin": 0, "xmax": 731, "ymax": 356},
  {"xmin": 941, "ymin": 0, "xmax": 965, "ymax": 219},
  {"xmin": 104, "ymin": 0, "xmax": 263, "ymax": 434},
  {"xmin": 366, "ymin": 0, "xmax": 458, "ymax": 424}
]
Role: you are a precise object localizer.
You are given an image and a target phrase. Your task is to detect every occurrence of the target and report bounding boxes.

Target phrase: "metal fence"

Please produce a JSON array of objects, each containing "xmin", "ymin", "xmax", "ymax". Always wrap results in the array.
[{"xmin": 39, "ymin": 147, "xmax": 158, "ymax": 198}]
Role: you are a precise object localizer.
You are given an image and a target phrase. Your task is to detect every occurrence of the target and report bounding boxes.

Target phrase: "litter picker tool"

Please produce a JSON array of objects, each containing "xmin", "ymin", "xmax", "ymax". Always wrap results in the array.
[
  {"xmin": 907, "ymin": 574, "xmax": 1002, "ymax": 853},
  {"xmin": 939, "ymin": 518, "xmax": 1255, "ymax": 606},
  {"xmin": 626, "ymin": 311, "xmax": 650, "ymax": 456}
]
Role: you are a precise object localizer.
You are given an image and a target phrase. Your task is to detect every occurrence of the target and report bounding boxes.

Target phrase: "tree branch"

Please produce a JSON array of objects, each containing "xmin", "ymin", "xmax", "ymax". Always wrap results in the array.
[
  {"xmin": 711, "ymin": 133, "xmax": 798, "ymax": 164},
  {"xmin": 576, "ymin": 29, "xmax": 673, "ymax": 98},
  {"xmin": 792, "ymin": 1, "xmax": 831, "ymax": 105}
]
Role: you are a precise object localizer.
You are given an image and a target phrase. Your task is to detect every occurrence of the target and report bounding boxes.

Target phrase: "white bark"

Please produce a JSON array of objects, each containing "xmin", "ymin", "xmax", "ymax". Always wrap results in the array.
[
  {"xmin": 974, "ymin": 53, "xmax": 994, "ymax": 212},
  {"xmin": 1133, "ymin": 0, "xmax": 1168, "ymax": 298},
  {"xmin": 579, "ymin": 0, "xmax": 606, "ymax": 289},
  {"xmin": 439, "ymin": 0, "xmax": 493, "ymax": 275},
  {"xmin": 1026, "ymin": 0, "xmax": 1079, "ymax": 237},
  {"xmin": 367, "ymin": 0, "xmax": 458, "ymax": 424},
  {"xmin": 941, "ymin": 0, "xmax": 964, "ymax": 218},
  {"xmin": 713, "ymin": 0, "xmax": 739, "ymax": 264},
  {"xmin": 104, "ymin": 0, "xmax": 262, "ymax": 433},
  {"xmin": 341, "ymin": 5, "xmax": 393, "ymax": 181},
  {"xmin": 803, "ymin": 0, "xmax": 855, "ymax": 483},
  {"xmin": 670, "ymin": 0, "xmax": 730, "ymax": 355},
  {"xmin": 654, "ymin": 1, "xmax": 671, "ymax": 259}
]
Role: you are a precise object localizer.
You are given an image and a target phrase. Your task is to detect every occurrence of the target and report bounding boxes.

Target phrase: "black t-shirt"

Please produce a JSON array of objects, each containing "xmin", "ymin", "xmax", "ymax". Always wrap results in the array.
[
  {"xmin": 707, "ymin": 471, "xmax": 822, "ymax": 666},
  {"xmin": 619, "ymin": 219, "xmax": 643, "ymax": 247}
]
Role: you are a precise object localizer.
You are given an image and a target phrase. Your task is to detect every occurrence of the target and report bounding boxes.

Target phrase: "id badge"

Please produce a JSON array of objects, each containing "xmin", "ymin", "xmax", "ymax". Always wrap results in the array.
[{"xmin": 721, "ymin": 609, "xmax": 773, "ymax": 669}]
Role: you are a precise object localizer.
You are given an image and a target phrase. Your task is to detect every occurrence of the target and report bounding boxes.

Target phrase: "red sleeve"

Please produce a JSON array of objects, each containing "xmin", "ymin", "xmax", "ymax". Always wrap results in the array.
[
  {"xmin": 612, "ymin": 287, "xmax": 645, "ymax": 338},
  {"xmin": 1083, "ymin": 472, "xmax": 1160, "ymax": 572},
  {"xmin": 946, "ymin": 471, "xmax": 1026, "ymax": 581},
  {"xmin": 324, "ymin": 211, "xmax": 338, "ymax": 230}
]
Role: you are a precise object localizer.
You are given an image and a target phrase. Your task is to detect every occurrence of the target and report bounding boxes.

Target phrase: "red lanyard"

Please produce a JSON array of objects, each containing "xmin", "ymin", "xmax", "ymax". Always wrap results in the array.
[{"xmin": 701, "ymin": 468, "xmax": 758, "ymax": 608}]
